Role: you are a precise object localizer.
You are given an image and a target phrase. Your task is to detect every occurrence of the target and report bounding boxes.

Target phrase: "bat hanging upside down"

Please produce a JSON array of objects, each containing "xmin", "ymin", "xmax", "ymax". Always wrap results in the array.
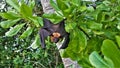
[{"xmin": 39, "ymin": 18, "xmax": 70, "ymax": 49}]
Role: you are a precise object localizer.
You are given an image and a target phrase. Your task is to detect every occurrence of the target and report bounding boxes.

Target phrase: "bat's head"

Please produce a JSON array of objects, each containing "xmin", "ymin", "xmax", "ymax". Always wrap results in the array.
[{"xmin": 50, "ymin": 32, "xmax": 61, "ymax": 43}]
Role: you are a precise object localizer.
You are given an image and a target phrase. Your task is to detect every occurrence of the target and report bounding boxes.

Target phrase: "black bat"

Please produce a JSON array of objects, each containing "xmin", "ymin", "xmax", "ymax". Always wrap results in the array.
[{"xmin": 39, "ymin": 18, "xmax": 70, "ymax": 49}]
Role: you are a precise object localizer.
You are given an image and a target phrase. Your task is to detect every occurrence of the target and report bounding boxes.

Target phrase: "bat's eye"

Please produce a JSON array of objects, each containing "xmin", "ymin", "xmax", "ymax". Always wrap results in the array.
[{"xmin": 52, "ymin": 32, "xmax": 61, "ymax": 38}]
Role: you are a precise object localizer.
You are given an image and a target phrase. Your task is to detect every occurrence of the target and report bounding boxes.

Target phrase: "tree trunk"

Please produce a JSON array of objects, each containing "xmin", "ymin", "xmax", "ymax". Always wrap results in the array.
[
  {"xmin": 40, "ymin": 0, "xmax": 55, "ymax": 14},
  {"xmin": 40, "ymin": 0, "xmax": 81, "ymax": 68}
]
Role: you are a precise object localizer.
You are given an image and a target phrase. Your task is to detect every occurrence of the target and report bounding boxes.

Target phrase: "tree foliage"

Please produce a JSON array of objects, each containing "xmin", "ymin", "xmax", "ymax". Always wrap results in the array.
[
  {"xmin": 49, "ymin": 0, "xmax": 120, "ymax": 67},
  {"xmin": 1, "ymin": 0, "xmax": 120, "ymax": 68},
  {"xmin": 0, "ymin": 0, "xmax": 63, "ymax": 67}
]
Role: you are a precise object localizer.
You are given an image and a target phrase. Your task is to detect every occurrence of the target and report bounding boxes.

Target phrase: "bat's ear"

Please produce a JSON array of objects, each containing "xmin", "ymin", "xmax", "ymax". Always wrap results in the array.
[{"xmin": 43, "ymin": 18, "xmax": 52, "ymax": 26}]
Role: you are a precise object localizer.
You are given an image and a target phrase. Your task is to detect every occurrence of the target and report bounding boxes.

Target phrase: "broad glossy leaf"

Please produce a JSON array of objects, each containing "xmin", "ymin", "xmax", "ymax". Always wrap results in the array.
[
  {"xmin": 0, "ymin": 12, "xmax": 20, "ymax": 20},
  {"xmin": 104, "ymin": 56, "xmax": 114, "ymax": 68},
  {"xmin": 20, "ymin": 4, "xmax": 32, "ymax": 18},
  {"xmin": 97, "ymin": 4, "xmax": 110, "ymax": 11},
  {"xmin": 29, "ymin": 17, "xmax": 40, "ymax": 27},
  {"xmin": 88, "ymin": 10, "xmax": 99, "ymax": 21},
  {"xmin": 87, "ymin": 6, "xmax": 94, "ymax": 12},
  {"xmin": 88, "ymin": 21, "xmax": 103, "ymax": 30},
  {"xmin": 56, "ymin": 0, "xmax": 68, "ymax": 10},
  {"xmin": 37, "ymin": 17, "xmax": 43, "ymax": 26},
  {"xmin": 96, "ymin": 11, "xmax": 102, "ymax": 23},
  {"xmin": 101, "ymin": 12, "xmax": 113, "ymax": 22},
  {"xmin": 93, "ymin": 31, "xmax": 104, "ymax": 35},
  {"xmin": 89, "ymin": 51, "xmax": 113, "ymax": 68},
  {"xmin": 65, "ymin": 28, "xmax": 87, "ymax": 60},
  {"xmin": 78, "ymin": 30, "xmax": 87, "ymax": 51},
  {"xmin": 78, "ymin": 56, "xmax": 93, "ymax": 68},
  {"xmin": 50, "ymin": 0, "xmax": 60, "ymax": 11},
  {"xmin": 42, "ymin": 13, "xmax": 63, "ymax": 24},
  {"xmin": 6, "ymin": 0, "xmax": 20, "ymax": 12},
  {"xmin": 30, "ymin": 34, "xmax": 40, "ymax": 49},
  {"xmin": 104, "ymin": 31, "xmax": 117, "ymax": 40},
  {"xmin": 103, "ymin": 1, "xmax": 111, "ymax": 6},
  {"xmin": 43, "ymin": 13, "xmax": 62, "ymax": 18},
  {"xmin": 5, "ymin": 23, "xmax": 25, "ymax": 37},
  {"xmin": 65, "ymin": 22, "xmax": 77, "ymax": 32},
  {"xmin": 101, "ymin": 39, "xmax": 120, "ymax": 67},
  {"xmin": 115, "ymin": 36, "xmax": 120, "ymax": 48},
  {"xmin": 70, "ymin": 28, "xmax": 87, "ymax": 52},
  {"xmin": 62, "ymin": 6, "xmax": 74, "ymax": 17},
  {"xmin": 71, "ymin": 0, "xmax": 81, "ymax": 6},
  {"xmin": 0, "ymin": 19, "xmax": 20, "ymax": 28},
  {"xmin": 79, "ymin": 5, "xmax": 87, "ymax": 12},
  {"xmin": 86, "ymin": 37, "xmax": 103, "ymax": 54},
  {"xmin": 20, "ymin": 27, "xmax": 34, "ymax": 39}
]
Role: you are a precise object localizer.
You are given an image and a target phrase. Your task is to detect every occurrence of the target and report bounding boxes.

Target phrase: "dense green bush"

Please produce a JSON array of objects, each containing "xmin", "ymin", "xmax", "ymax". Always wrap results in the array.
[{"xmin": 49, "ymin": 0, "xmax": 120, "ymax": 68}]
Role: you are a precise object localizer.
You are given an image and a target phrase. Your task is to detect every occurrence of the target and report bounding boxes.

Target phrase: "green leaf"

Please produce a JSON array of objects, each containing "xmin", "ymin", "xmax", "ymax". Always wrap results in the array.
[
  {"xmin": 101, "ymin": 39, "xmax": 120, "ymax": 67},
  {"xmin": 78, "ymin": 59, "xmax": 93, "ymax": 68},
  {"xmin": 87, "ymin": 6, "xmax": 94, "ymax": 12},
  {"xmin": 50, "ymin": 0, "xmax": 60, "ymax": 11},
  {"xmin": 0, "ymin": 12, "xmax": 20, "ymax": 20},
  {"xmin": 89, "ymin": 51, "xmax": 113, "ymax": 68},
  {"xmin": 37, "ymin": 17, "xmax": 43, "ymax": 26},
  {"xmin": 65, "ymin": 22, "xmax": 77, "ymax": 32},
  {"xmin": 104, "ymin": 56, "xmax": 114, "ymax": 68},
  {"xmin": 29, "ymin": 0, "xmax": 35, "ymax": 9},
  {"xmin": 62, "ymin": 6, "xmax": 74, "ymax": 17},
  {"xmin": 65, "ymin": 28, "xmax": 87, "ymax": 60},
  {"xmin": 42, "ymin": 13, "xmax": 63, "ymax": 24},
  {"xmin": 5, "ymin": 23, "xmax": 25, "ymax": 37},
  {"xmin": 115, "ymin": 36, "xmax": 120, "ymax": 48},
  {"xmin": 71, "ymin": 0, "xmax": 81, "ymax": 6},
  {"xmin": 0, "ymin": 19, "xmax": 20, "ymax": 28},
  {"xmin": 97, "ymin": 4, "xmax": 110, "ymax": 11},
  {"xmin": 30, "ymin": 34, "xmax": 40, "ymax": 49},
  {"xmin": 29, "ymin": 17, "xmax": 40, "ymax": 27},
  {"xmin": 88, "ymin": 21, "xmax": 103, "ymax": 30},
  {"xmin": 20, "ymin": 4, "xmax": 32, "ymax": 18},
  {"xmin": 20, "ymin": 27, "xmax": 34, "ymax": 39},
  {"xmin": 69, "ymin": 28, "xmax": 87, "ymax": 52},
  {"xmin": 6, "ymin": 0, "xmax": 20, "ymax": 12},
  {"xmin": 103, "ymin": 31, "xmax": 117, "ymax": 39},
  {"xmin": 56, "ymin": 0, "xmax": 68, "ymax": 10},
  {"xmin": 96, "ymin": 11, "xmax": 102, "ymax": 23},
  {"xmin": 78, "ymin": 30, "xmax": 87, "ymax": 51},
  {"xmin": 80, "ymin": 5, "xmax": 87, "ymax": 12},
  {"xmin": 86, "ymin": 37, "xmax": 103, "ymax": 54}
]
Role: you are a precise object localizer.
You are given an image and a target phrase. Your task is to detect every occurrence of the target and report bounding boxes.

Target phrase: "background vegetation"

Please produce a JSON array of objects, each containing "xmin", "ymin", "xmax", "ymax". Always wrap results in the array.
[
  {"xmin": 0, "ymin": 0, "xmax": 63, "ymax": 68},
  {"xmin": 1, "ymin": 0, "xmax": 120, "ymax": 68}
]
